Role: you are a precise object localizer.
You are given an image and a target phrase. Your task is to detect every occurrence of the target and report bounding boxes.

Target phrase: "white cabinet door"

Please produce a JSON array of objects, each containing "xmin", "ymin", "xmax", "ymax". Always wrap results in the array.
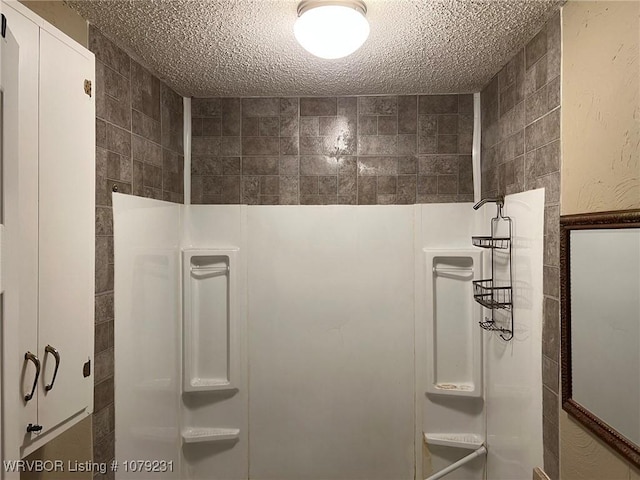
[
  {"xmin": 0, "ymin": 9, "xmax": 23, "ymax": 477},
  {"xmin": 37, "ymin": 28, "xmax": 94, "ymax": 433},
  {"xmin": 0, "ymin": 0, "xmax": 39, "ymax": 462}
]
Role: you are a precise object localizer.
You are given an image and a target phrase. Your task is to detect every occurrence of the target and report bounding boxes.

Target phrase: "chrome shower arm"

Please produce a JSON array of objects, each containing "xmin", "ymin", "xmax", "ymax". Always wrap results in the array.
[{"xmin": 472, "ymin": 195, "xmax": 504, "ymax": 210}]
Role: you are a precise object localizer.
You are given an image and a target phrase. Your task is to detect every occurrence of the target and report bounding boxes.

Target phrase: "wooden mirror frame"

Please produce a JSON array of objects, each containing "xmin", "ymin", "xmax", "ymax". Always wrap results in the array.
[{"xmin": 560, "ymin": 209, "xmax": 640, "ymax": 468}]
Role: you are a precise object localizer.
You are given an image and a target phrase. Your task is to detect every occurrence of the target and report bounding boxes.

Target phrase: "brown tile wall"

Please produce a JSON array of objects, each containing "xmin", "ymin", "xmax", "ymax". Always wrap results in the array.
[
  {"xmin": 191, "ymin": 94, "xmax": 474, "ymax": 205},
  {"xmin": 90, "ymin": 25, "xmax": 184, "ymax": 480},
  {"xmin": 480, "ymin": 12, "xmax": 561, "ymax": 479}
]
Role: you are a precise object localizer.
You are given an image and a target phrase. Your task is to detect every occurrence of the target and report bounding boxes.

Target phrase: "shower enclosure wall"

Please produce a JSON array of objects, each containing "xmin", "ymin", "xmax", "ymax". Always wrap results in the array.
[{"xmin": 113, "ymin": 188, "xmax": 544, "ymax": 480}]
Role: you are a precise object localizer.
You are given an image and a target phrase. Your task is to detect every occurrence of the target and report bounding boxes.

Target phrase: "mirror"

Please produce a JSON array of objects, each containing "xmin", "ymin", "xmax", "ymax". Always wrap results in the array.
[{"xmin": 561, "ymin": 210, "xmax": 640, "ymax": 467}]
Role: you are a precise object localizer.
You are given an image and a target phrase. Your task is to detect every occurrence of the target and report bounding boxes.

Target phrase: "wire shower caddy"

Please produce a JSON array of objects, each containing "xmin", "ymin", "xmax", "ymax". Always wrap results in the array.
[{"xmin": 471, "ymin": 196, "xmax": 514, "ymax": 341}]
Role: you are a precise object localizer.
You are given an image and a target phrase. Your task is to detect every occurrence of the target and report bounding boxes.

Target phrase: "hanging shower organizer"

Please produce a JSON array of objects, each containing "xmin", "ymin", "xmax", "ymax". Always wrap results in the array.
[{"xmin": 472, "ymin": 196, "xmax": 514, "ymax": 341}]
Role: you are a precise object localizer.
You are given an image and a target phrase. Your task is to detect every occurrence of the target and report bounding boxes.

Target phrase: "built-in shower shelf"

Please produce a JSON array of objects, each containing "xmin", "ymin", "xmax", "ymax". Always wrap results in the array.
[
  {"xmin": 181, "ymin": 427, "xmax": 240, "ymax": 444},
  {"xmin": 424, "ymin": 432, "xmax": 484, "ymax": 449},
  {"xmin": 424, "ymin": 250, "xmax": 483, "ymax": 398},
  {"xmin": 188, "ymin": 378, "xmax": 236, "ymax": 391},
  {"xmin": 183, "ymin": 248, "xmax": 239, "ymax": 393},
  {"xmin": 433, "ymin": 382, "xmax": 475, "ymax": 393}
]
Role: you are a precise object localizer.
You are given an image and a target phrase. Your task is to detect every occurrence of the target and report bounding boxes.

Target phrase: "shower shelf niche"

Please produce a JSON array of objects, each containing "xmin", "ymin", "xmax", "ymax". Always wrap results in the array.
[
  {"xmin": 183, "ymin": 248, "xmax": 239, "ymax": 393},
  {"xmin": 181, "ymin": 427, "xmax": 240, "ymax": 444},
  {"xmin": 424, "ymin": 250, "xmax": 483, "ymax": 398},
  {"xmin": 424, "ymin": 432, "xmax": 484, "ymax": 449}
]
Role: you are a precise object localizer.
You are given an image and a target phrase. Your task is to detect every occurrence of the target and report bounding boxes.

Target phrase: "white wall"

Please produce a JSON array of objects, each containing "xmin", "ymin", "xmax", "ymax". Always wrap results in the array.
[
  {"xmin": 483, "ymin": 189, "xmax": 545, "ymax": 479},
  {"xmin": 113, "ymin": 194, "xmax": 182, "ymax": 479},
  {"xmin": 247, "ymin": 206, "xmax": 415, "ymax": 480},
  {"xmin": 561, "ymin": 1, "xmax": 640, "ymax": 216}
]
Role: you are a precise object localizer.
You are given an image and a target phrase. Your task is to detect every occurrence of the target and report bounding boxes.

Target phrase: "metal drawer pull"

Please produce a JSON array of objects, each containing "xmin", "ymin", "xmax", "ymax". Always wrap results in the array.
[
  {"xmin": 24, "ymin": 352, "xmax": 40, "ymax": 402},
  {"xmin": 44, "ymin": 345, "xmax": 60, "ymax": 391}
]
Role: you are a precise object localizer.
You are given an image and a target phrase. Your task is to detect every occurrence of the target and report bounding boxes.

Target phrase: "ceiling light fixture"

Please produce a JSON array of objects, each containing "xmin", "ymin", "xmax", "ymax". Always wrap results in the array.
[{"xmin": 294, "ymin": 0, "xmax": 370, "ymax": 60}]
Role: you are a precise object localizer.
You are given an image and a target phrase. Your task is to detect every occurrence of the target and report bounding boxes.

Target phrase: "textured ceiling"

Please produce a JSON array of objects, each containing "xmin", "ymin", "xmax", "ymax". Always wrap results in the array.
[{"xmin": 67, "ymin": 0, "xmax": 562, "ymax": 97}]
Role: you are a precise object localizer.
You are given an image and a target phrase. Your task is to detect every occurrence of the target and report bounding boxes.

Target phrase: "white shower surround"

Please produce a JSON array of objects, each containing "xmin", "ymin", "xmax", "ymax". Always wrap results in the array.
[{"xmin": 113, "ymin": 190, "xmax": 544, "ymax": 480}]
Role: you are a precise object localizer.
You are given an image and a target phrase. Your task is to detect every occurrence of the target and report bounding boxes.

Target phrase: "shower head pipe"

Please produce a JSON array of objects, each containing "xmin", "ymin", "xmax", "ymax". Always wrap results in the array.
[{"xmin": 472, "ymin": 195, "xmax": 504, "ymax": 211}]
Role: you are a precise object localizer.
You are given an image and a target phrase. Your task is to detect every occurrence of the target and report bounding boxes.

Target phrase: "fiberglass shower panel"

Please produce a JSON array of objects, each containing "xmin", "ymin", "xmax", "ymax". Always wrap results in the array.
[
  {"xmin": 483, "ymin": 189, "xmax": 545, "ymax": 478},
  {"xmin": 113, "ymin": 194, "xmax": 181, "ymax": 479},
  {"xmin": 181, "ymin": 205, "xmax": 249, "ymax": 480},
  {"xmin": 416, "ymin": 204, "xmax": 485, "ymax": 480},
  {"xmin": 247, "ymin": 206, "xmax": 415, "ymax": 480}
]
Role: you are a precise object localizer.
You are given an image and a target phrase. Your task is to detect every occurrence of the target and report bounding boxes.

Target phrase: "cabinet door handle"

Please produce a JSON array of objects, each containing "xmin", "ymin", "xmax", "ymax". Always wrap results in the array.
[
  {"xmin": 24, "ymin": 352, "xmax": 40, "ymax": 402},
  {"xmin": 26, "ymin": 423, "xmax": 43, "ymax": 433},
  {"xmin": 44, "ymin": 345, "xmax": 60, "ymax": 391}
]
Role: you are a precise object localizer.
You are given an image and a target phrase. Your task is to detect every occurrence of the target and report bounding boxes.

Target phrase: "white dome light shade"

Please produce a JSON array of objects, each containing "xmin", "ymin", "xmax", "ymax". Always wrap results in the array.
[{"xmin": 294, "ymin": 1, "xmax": 370, "ymax": 60}]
